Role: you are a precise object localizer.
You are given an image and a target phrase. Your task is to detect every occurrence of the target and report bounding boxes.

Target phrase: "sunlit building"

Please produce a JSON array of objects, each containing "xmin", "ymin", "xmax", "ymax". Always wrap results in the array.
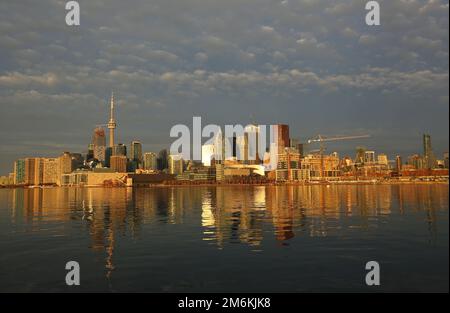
[
  {"xmin": 43, "ymin": 158, "xmax": 58, "ymax": 185},
  {"xmin": 110, "ymin": 155, "xmax": 127, "ymax": 173},
  {"xmin": 143, "ymin": 152, "xmax": 158, "ymax": 171},
  {"xmin": 169, "ymin": 154, "xmax": 184, "ymax": 175},
  {"xmin": 13, "ymin": 159, "xmax": 25, "ymax": 185},
  {"xmin": 92, "ymin": 127, "xmax": 106, "ymax": 162},
  {"xmin": 130, "ymin": 141, "xmax": 143, "ymax": 169}
]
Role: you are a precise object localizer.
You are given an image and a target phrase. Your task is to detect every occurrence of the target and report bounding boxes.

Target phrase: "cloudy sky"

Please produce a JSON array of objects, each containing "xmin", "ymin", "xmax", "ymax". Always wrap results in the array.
[{"xmin": 0, "ymin": 0, "xmax": 448, "ymax": 174}]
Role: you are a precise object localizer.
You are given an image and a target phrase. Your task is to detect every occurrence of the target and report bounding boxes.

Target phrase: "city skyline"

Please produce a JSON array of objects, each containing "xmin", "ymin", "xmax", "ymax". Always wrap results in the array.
[
  {"xmin": 0, "ymin": 92, "xmax": 448, "ymax": 177},
  {"xmin": 0, "ymin": 0, "xmax": 449, "ymax": 174}
]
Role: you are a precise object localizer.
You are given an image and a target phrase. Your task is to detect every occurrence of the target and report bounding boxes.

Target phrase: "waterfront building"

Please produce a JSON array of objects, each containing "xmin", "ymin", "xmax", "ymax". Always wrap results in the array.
[
  {"xmin": 302, "ymin": 153, "xmax": 340, "ymax": 180},
  {"xmin": 24, "ymin": 158, "xmax": 43, "ymax": 186},
  {"xmin": 13, "ymin": 159, "xmax": 25, "ymax": 185},
  {"xmin": 43, "ymin": 158, "xmax": 58, "ymax": 185},
  {"xmin": 110, "ymin": 155, "xmax": 127, "ymax": 173},
  {"xmin": 177, "ymin": 166, "xmax": 216, "ymax": 181},
  {"xmin": 275, "ymin": 147, "xmax": 301, "ymax": 181}
]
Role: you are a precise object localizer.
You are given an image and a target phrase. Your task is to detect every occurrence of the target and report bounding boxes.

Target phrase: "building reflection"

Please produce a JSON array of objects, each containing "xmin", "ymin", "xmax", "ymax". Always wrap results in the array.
[{"xmin": 9, "ymin": 184, "xmax": 449, "ymax": 266}]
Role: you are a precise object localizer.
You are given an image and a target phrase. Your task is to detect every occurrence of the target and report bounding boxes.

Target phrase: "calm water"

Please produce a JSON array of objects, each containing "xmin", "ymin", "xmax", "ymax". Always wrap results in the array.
[{"xmin": 0, "ymin": 184, "xmax": 448, "ymax": 292}]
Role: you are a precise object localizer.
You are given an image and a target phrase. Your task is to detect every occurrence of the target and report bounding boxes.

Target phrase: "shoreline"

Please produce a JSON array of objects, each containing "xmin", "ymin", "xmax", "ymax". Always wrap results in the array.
[{"xmin": 1, "ymin": 179, "xmax": 448, "ymax": 189}]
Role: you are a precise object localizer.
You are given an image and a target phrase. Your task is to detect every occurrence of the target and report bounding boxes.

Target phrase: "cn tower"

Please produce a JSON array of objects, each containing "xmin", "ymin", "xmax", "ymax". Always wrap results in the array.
[{"xmin": 107, "ymin": 92, "xmax": 117, "ymax": 148}]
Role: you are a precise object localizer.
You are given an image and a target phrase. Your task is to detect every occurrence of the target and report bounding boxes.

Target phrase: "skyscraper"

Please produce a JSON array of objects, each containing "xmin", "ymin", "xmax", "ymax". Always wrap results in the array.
[
  {"xmin": 272, "ymin": 124, "xmax": 290, "ymax": 153},
  {"xmin": 423, "ymin": 134, "xmax": 435, "ymax": 169},
  {"xmin": 130, "ymin": 141, "xmax": 143, "ymax": 168},
  {"xmin": 144, "ymin": 152, "xmax": 158, "ymax": 171},
  {"xmin": 112, "ymin": 143, "xmax": 127, "ymax": 157},
  {"xmin": 169, "ymin": 154, "xmax": 184, "ymax": 175},
  {"xmin": 107, "ymin": 92, "xmax": 117, "ymax": 148},
  {"xmin": 92, "ymin": 127, "xmax": 106, "ymax": 162},
  {"xmin": 395, "ymin": 155, "xmax": 402, "ymax": 173}
]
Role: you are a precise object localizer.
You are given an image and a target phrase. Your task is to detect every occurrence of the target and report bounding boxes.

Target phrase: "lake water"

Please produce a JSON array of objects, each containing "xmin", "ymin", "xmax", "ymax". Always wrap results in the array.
[{"xmin": 0, "ymin": 184, "xmax": 448, "ymax": 292}]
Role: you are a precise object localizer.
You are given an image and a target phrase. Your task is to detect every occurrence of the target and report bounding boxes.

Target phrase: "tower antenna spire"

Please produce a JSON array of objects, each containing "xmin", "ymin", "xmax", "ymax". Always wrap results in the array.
[{"xmin": 107, "ymin": 91, "xmax": 117, "ymax": 148}]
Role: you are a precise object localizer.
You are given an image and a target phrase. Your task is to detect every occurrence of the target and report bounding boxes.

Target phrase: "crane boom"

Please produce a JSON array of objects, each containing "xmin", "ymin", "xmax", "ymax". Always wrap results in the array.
[
  {"xmin": 307, "ymin": 134, "xmax": 370, "ymax": 144},
  {"xmin": 306, "ymin": 133, "xmax": 370, "ymax": 181}
]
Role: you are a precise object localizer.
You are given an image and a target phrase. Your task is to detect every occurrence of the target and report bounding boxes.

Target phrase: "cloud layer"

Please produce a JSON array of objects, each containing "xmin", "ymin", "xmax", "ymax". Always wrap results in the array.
[{"xmin": 0, "ymin": 0, "xmax": 448, "ymax": 173}]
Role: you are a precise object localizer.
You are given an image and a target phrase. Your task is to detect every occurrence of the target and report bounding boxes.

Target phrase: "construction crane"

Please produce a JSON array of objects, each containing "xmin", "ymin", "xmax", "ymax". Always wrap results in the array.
[{"xmin": 306, "ymin": 134, "xmax": 370, "ymax": 180}]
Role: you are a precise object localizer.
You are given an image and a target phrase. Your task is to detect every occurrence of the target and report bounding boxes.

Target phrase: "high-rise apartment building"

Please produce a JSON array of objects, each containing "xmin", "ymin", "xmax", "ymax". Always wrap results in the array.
[
  {"xmin": 43, "ymin": 158, "xmax": 58, "ymax": 185},
  {"xmin": 14, "ymin": 159, "xmax": 25, "ymax": 185},
  {"xmin": 24, "ymin": 158, "xmax": 43, "ymax": 186}
]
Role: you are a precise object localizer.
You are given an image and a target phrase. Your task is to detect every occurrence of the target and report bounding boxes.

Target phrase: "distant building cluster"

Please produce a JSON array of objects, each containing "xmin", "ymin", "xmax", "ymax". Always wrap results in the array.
[{"xmin": 1, "ymin": 94, "xmax": 448, "ymax": 187}]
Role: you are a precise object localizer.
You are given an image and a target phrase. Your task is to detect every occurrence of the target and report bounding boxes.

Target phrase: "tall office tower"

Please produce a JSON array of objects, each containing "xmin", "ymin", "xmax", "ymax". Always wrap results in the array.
[
  {"xmin": 112, "ymin": 143, "xmax": 127, "ymax": 156},
  {"xmin": 244, "ymin": 124, "xmax": 261, "ymax": 164},
  {"xmin": 395, "ymin": 155, "xmax": 402, "ymax": 173},
  {"xmin": 355, "ymin": 147, "xmax": 366, "ymax": 164},
  {"xmin": 364, "ymin": 151, "xmax": 376, "ymax": 164},
  {"xmin": 297, "ymin": 143, "xmax": 304, "ymax": 157},
  {"xmin": 158, "ymin": 149, "xmax": 168, "ymax": 170},
  {"xmin": 105, "ymin": 147, "xmax": 112, "ymax": 168},
  {"xmin": 272, "ymin": 124, "xmax": 290, "ymax": 153},
  {"xmin": 110, "ymin": 155, "xmax": 127, "ymax": 172},
  {"xmin": 107, "ymin": 92, "xmax": 117, "ymax": 148},
  {"xmin": 144, "ymin": 152, "xmax": 158, "ymax": 171},
  {"xmin": 92, "ymin": 127, "xmax": 106, "ymax": 162},
  {"xmin": 169, "ymin": 155, "xmax": 184, "ymax": 175},
  {"xmin": 130, "ymin": 141, "xmax": 143, "ymax": 168},
  {"xmin": 13, "ymin": 159, "xmax": 25, "ymax": 185},
  {"xmin": 86, "ymin": 143, "xmax": 94, "ymax": 161},
  {"xmin": 232, "ymin": 136, "xmax": 237, "ymax": 158},
  {"xmin": 423, "ymin": 134, "xmax": 435, "ymax": 169}
]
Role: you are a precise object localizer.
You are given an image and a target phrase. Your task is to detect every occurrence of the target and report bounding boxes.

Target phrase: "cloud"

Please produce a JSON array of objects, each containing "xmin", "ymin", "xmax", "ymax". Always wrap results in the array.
[{"xmin": 0, "ymin": 0, "xmax": 448, "ymax": 173}]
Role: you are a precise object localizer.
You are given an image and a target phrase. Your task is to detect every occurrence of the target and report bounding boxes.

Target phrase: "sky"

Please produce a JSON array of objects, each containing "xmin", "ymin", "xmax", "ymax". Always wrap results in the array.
[{"xmin": 0, "ymin": 0, "xmax": 449, "ymax": 174}]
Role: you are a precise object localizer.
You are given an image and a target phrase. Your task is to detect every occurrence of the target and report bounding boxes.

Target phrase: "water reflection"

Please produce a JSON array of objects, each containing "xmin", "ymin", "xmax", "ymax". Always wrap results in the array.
[{"xmin": 6, "ymin": 184, "xmax": 449, "ymax": 279}]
